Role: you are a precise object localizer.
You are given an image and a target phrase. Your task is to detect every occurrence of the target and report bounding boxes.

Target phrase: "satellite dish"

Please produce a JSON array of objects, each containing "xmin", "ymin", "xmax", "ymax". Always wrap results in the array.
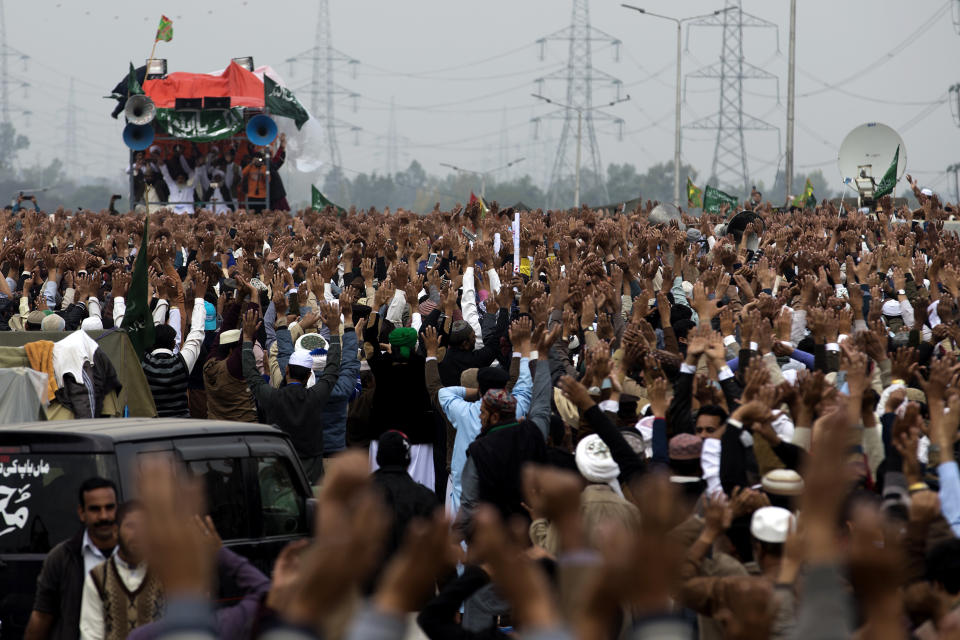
[
  {"xmin": 648, "ymin": 202, "xmax": 683, "ymax": 227},
  {"xmin": 837, "ymin": 122, "xmax": 907, "ymax": 183}
]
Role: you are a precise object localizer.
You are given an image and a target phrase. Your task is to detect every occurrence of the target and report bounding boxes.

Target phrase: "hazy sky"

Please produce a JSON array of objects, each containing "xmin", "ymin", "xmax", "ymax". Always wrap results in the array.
[{"xmin": 3, "ymin": 0, "xmax": 957, "ymax": 197}]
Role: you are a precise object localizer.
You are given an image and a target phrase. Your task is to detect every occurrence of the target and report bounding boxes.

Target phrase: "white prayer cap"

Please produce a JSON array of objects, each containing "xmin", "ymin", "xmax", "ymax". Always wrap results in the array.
[
  {"xmin": 750, "ymin": 506, "xmax": 796, "ymax": 543},
  {"xmin": 288, "ymin": 350, "xmax": 315, "ymax": 369}
]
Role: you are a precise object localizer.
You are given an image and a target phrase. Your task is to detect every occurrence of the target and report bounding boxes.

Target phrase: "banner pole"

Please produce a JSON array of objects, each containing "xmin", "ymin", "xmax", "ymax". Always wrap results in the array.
[{"xmin": 147, "ymin": 39, "xmax": 158, "ymax": 67}]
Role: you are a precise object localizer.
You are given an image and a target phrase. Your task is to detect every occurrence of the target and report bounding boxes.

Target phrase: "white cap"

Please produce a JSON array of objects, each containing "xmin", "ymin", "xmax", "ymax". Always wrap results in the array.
[
  {"xmin": 882, "ymin": 299, "xmax": 901, "ymax": 316},
  {"xmin": 288, "ymin": 349, "xmax": 315, "ymax": 369},
  {"xmin": 575, "ymin": 434, "xmax": 623, "ymax": 497},
  {"xmin": 220, "ymin": 329, "xmax": 242, "ymax": 345},
  {"xmin": 921, "ymin": 188, "xmax": 934, "ymax": 197},
  {"xmin": 750, "ymin": 506, "xmax": 796, "ymax": 543},
  {"xmin": 761, "ymin": 469, "xmax": 804, "ymax": 497}
]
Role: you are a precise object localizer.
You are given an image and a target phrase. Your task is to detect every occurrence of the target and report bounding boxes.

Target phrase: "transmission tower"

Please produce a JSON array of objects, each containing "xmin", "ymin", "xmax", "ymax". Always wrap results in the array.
[
  {"xmin": 533, "ymin": 0, "xmax": 624, "ymax": 208},
  {"xmin": 685, "ymin": 0, "xmax": 780, "ymax": 194},
  {"xmin": 284, "ymin": 0, "xmax": 360, "ymax": 197},
  {"xmin": 385, "ymin": 96, "xmax": 399, "ymax": 176},
  {"xmin": 64, "ymin": 78, "xmax": 78, "ymax": 177},
  {"xmin": 947, "ymin": 163, "xmax": 960, "ymax": 203},
  {"xmin": 0, "ymin": 0, "xmax": 30, "ymax": 128}
]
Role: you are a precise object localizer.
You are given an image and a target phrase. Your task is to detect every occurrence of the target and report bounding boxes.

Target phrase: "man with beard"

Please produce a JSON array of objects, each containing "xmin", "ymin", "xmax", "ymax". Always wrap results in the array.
[
  {"xmin": 79, "ymin": 502, "xmax": 164, "ymax": 640},
  {"xmin": 25, "ymin": 477, "xmax": 119, "ymax": 640}
]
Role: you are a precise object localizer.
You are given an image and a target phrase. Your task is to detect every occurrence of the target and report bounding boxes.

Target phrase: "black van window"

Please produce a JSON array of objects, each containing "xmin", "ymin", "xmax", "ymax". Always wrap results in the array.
[
  {"xmin": 256, "ymin": 457, "xmax": 305, "ymax": 537},
  {"xmin": 189, "ymin": 458, "xmax": 247, "ymax": 540},
  {"xmin": 0, "ymin": 453, "xmax": 120, "ymax": 554}
]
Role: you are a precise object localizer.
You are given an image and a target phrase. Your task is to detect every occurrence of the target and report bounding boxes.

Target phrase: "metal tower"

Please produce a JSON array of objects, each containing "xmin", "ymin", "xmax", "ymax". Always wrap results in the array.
[
  {"xmin": 533, "ymin": 0, "xmax": 624, "ymax": 207},
  {"xmin": 386, "ymin": 97, "xmax": 398, "ymax": 176},
  {"xmin": 64, "ymin": 78, "xmax": 77, "ymax": 177},
  {"xmin": 0, "ymin": 0, "xmax": 30, "ymax": 127},
  {"xmin": 285, "ymin": 0, "xmax": 360, "ymax": 196},
  {"xmin": 685, "ymin": 0, "xmax": 780, "ymax": 194}
]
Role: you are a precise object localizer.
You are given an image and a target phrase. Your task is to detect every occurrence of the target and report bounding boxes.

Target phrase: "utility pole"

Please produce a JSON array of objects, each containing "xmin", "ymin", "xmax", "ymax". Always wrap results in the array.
[
  {"xmin": 65, "ymin": 78, "xmax": 78, "ymax": 178},
  {"xmin": 621, "ymin": 5, "xmax": 732, "ymax": 206},
  {"xmin": 785, "ymin": 0, "xmax": 797, "ymax": 199},
  {"xmin": 532, "ymin": 93, "xmax": 630, "ymax": 209},
  {"xmin": 498, "ymin": 107, "xmax": 510, "ymax": 181}
]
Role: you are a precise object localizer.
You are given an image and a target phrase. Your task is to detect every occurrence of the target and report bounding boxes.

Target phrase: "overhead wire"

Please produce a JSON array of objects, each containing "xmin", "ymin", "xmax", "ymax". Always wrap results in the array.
[{"xmin": 797, "ymin": 1, "xmax": 950, "ymax": 98}]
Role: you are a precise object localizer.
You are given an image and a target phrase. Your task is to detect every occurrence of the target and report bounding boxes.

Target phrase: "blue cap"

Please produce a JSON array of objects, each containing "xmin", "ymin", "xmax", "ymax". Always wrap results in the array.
[{"xmin": 204, "ymin": 301, "xmax": 217, "ymax": 331}]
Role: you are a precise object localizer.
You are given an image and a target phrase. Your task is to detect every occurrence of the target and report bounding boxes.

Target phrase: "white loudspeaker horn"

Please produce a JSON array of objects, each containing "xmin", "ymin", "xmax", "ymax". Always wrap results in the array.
[{"xmin": 125, "ymin": 95, "xmax": 156, "ymax": 125}]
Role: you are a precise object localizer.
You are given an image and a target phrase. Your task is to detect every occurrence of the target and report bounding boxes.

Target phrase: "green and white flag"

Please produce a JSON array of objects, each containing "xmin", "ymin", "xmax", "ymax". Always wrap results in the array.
[
  {"xmin": 121, "ymin": 215, "xmax": 155, "ymax": 360},
  {"xmin": 265, "ymin": 76, "xmax": 309, "ymax": 130},
  {"xmin": 312, "ymin": 185, "xmax": 346, "ymax": 216},
  {"xmin": 873, "ymin": 145, "xmax": 900, "ymax": 200},
  {"xmin": 702, "ymin": 185, "xmax": 738, "ymax": 214},
  {"xmin": 127, "ymin": 62, "xmax": 143, "ymax": 96}
]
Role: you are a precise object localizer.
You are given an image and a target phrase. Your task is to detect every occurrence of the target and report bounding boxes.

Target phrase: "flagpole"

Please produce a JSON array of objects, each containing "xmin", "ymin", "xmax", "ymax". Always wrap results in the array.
[{"xmin": 148, "ymin": 38, "xmax": 158, "ymax": 66}]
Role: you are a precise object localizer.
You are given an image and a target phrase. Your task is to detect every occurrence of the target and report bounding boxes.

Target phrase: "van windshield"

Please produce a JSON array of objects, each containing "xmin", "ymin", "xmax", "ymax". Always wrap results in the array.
[{"xmin": 0, "ymin": 453, "xmax": 120, "ymax": 554}]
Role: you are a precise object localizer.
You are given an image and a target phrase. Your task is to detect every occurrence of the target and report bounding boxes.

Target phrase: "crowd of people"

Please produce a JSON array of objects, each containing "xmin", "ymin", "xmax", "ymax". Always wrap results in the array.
[
  {"xmin": 127, "ymin": 134, "xmax": 290, "ymax": 215},
  {"xmin": 11, "ymin": 178, "xmax": 960, "ymax": 640}
]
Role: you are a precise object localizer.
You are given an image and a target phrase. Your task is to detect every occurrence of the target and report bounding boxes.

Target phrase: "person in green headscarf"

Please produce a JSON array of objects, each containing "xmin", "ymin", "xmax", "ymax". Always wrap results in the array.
[
  {"xmin": 388, "ymin": 327, "xmax": 418, "ymax": 359},
  {"xmin": 365, "ymin": 320, "xmax": 436, "ymax": 491}
]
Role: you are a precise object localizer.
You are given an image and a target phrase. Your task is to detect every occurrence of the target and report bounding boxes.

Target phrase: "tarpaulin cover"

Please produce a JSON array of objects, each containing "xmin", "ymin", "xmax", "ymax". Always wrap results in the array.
[
  {"xmin": 0, "ymin": 330, "xmax": 157, "ymax": 418},
  {"xmin": 143, "ymin": 61, "xmax": 264, "ymax": 109}
]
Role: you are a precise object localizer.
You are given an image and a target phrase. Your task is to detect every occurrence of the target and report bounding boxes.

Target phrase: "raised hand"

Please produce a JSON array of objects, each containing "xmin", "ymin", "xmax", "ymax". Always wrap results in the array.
[{"xmin": 242, "ymin": 308, "xmax": 261, "ymax": 342}]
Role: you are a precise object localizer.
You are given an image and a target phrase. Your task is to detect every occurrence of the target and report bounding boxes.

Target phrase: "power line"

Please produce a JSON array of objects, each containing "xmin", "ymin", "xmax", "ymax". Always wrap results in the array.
[
  {"xmin": 900, "ymin": 97, "xmax": 948, "ymax": 132},
  {"xmin": 798, "ymin": 1, "xmax": 950, "ymax": 98},
  {"xmin": 359, "ymin": 42, "xmax": 537, "ymax": 78}
]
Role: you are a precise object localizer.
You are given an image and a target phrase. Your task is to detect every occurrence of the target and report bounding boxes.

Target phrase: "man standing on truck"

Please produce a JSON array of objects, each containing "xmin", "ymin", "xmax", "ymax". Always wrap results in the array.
[{"xmin": 25, "ymin": 477, "xmax": 118, "ymax": 640}]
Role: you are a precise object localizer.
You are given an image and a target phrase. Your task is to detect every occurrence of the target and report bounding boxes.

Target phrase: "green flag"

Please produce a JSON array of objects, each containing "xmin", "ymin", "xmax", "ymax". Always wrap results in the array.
[
  {"xmin": 873, "ymin": 145, "xmax": 900, "ymax": 200},
  {"xmin": 791, "ymin": 178, "xmax": 816, "ymax": 208},
  {"xmin": 312, "ymin": 185, "xmax": 346, "ymax": 216},
  {"xmin": 687, "ymin": 177, "xmax": 703, "ymax": 208},
  {"xmin": 702, "ymin": 185, "xmax": 738, "ymax": 214},
  {"xmin": 127, "ymin": 62, "xmax": 143, "ymax": 96},
  {"xmin": 155, "ymin": 15, "xmax": 173, "ymax": 42},
  {"xmin": 121, "ymin": 215, "xmax": 155, "ymax": 360},
  {"xmin": 264, "ymin": 76, "xmax": 309, "ymax": 130}
]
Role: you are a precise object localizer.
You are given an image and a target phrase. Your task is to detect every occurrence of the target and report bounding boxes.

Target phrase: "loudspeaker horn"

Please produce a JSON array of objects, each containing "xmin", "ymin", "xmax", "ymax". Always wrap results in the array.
[
  {"xmin": 246, "ymin": 114, "xmax": 278, "ymax": 146},
  {"xmin": 726, "ymin": 210, "xmax": 764, "ymax": 252},
  {"xmin": 123, "ymin": 123, "xmax": 155, "ymax": 151},
  {"xmin": 125, "ymin": 95, "xmax": 156, "ymax": 125}
]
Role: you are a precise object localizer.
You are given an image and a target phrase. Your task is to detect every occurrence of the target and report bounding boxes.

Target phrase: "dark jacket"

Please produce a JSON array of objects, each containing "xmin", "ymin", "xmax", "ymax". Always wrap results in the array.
[
  {"xmin": 242, "ymin": 335, "xmax": 342, "ymax": 458},
  {"xmin": 372, "ymin": 466, "xmax": 439, "ymax": 559},
  {"xmin": 367, "ymin": 345, "xmax": 435, "ymax": 444},
  {"xmin": 268, "ymin": 145, "xmax": 287, "ymax": 206},
  {"xmin": 31, "ymin": 530, "xmax": 86, "ymax": 640},
  {"xmin": 54, "ymin": 348, "xmax": 123, "ymax": 419},
  {"xmin": 666, "ymin": 367, "xmax": 742, "ymax": 437},
  {"xmin": 418, "ymin": 565, "xmax": 508, "ymax": 640},
  {"xmin": 458, "ymin": 359, "xmax": 553, "ymax": 535},
  {"xmin": 438, "ymin": 309, "xmax": 509, "ymax": 387}
]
